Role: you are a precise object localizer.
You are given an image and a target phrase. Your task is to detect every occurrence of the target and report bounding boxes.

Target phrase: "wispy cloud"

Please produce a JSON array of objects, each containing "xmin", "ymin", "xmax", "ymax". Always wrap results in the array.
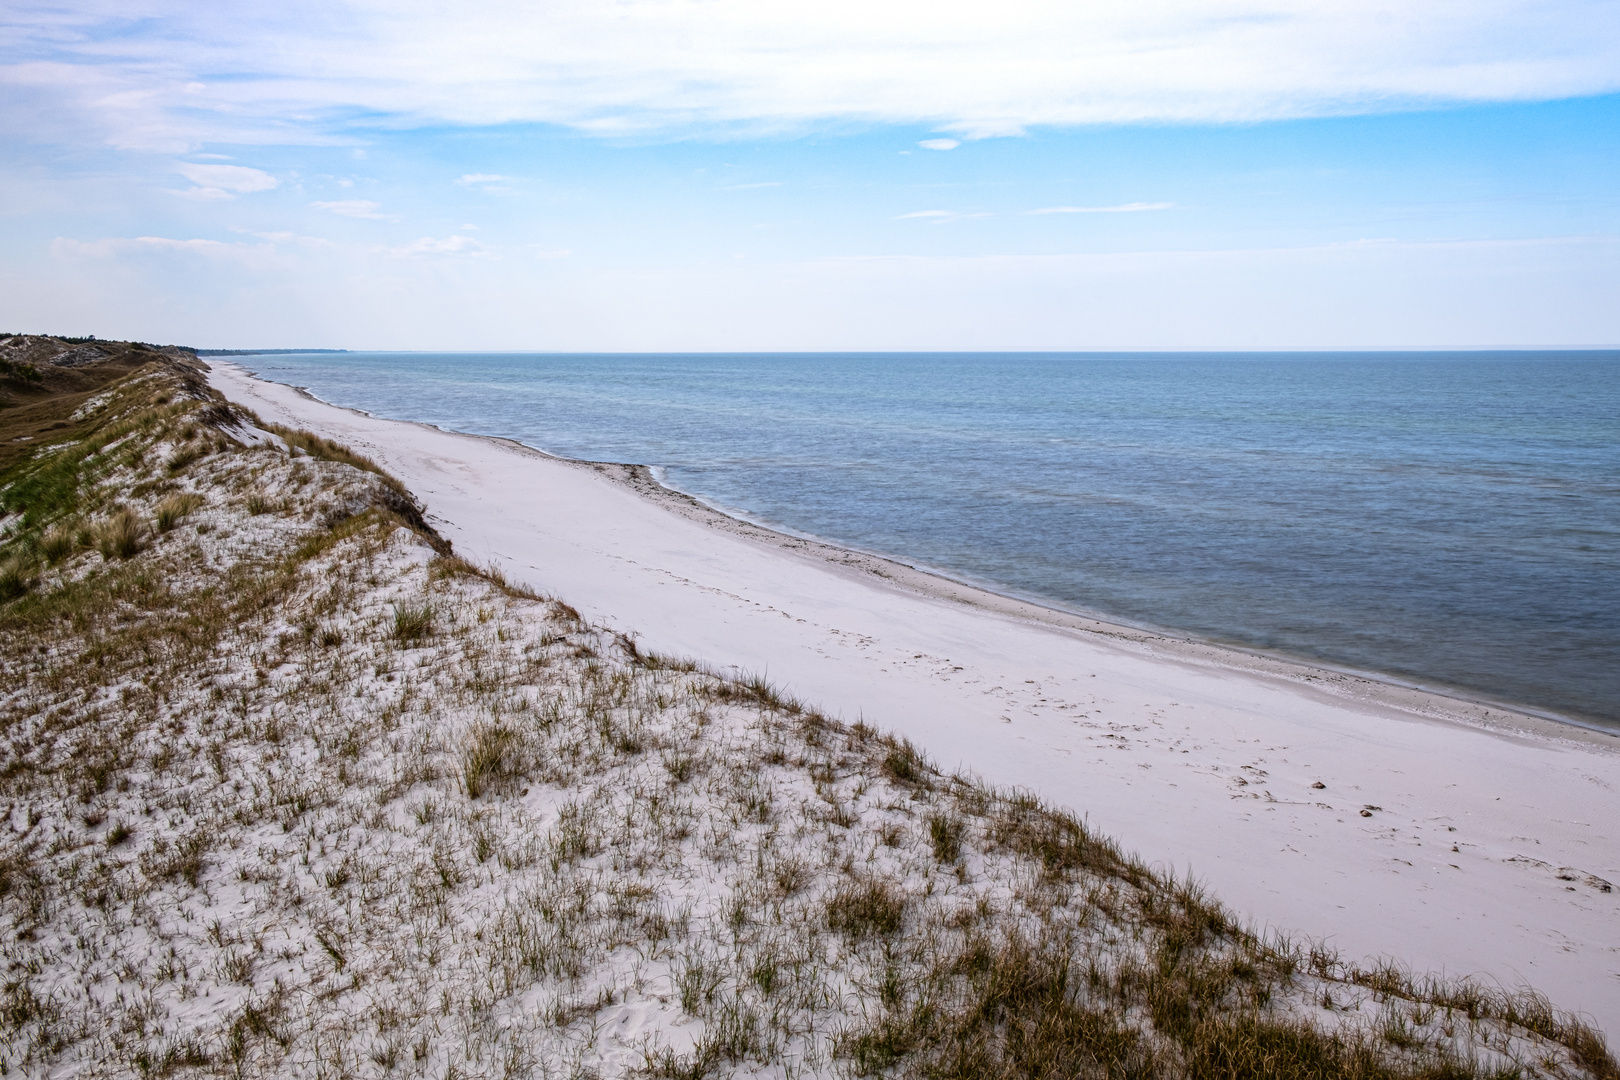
[
  {"xmin": 918, "ymin": 139, "xmax": 960, "ymax": 150},
  {"xmin": 896, "ymin": 209, "xmax": 993, "ymax": 224},
  {"xmin": 249, "ymin": 231, "xmax": 340, "ymax": 251},
  {"xmin": 172, "ymin": 163, "xmax": 277, "ymax": 200},
  {"xmin": 7, "ymin": 2, "xmax": 1616, "ymax": 147},
  {"xmin": 1029, "ymin": 202, "xmax": 1175, "ymax": 214},
  {"xmin": 311, "ymin": 199, "xmax": 396, "ymax": 220},
  {"xmin": 50, "ymin": 234, "xmax": 289, "ymax": 270},
  {"xmin": 386, "ymin": 235, "xmax": 489, "ymax": 258},
  {"xmin": 456, "ymin": 174, "xmax": 513, "ymax": 188}
]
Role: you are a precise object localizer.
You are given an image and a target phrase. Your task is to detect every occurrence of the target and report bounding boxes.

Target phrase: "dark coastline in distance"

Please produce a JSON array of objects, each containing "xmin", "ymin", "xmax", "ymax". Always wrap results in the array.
[{"xmin": 194, "ymin": 348, "xmax": 351, "ymax": 356}]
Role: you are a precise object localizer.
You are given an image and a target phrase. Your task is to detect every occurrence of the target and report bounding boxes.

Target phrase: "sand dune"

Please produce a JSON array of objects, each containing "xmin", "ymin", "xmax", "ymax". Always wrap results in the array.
[{"xmin": 209, "ymin": 360, "xmax": 1620, "ymax": 1037}]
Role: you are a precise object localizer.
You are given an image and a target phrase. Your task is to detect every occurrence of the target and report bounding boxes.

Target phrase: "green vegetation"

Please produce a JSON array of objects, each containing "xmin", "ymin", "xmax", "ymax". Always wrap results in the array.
[{"xmin": 0, "ymin": 357, "xmax": 42, "ymax": 384}]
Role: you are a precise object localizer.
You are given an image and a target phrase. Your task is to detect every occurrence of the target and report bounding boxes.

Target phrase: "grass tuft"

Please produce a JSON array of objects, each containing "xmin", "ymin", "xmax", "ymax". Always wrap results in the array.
[
  {"xmin": 154, "ymin": 492, "xmax": 203, "ymax": 532},
  {"xmin": 827, "ymin": 878, "xmax": 906, "ymax": 939},
  {"xmin": 928, "ymin": 812, "xmax": 964, "ymax": 863},
  {"xmin": 39, "ymin": 522, "xmax": 77, "ymax": 563},
  {"xmin": 94, "ymin": 508, "xmax": 146, "ymax": 560},
  {"xmin": 462, "ymin": 721, "xmax": 519, "ymax": 798},
  {"xmin": 392, "ymin": 601, "xmax": 435, "ymax": 644},
  {"xmin": 0, "ymin": 554, "xmax": 35, "ymax": 601},
  {"xmin": 880, "ymin": 739, "xmax": 931, "ymax": 787}
]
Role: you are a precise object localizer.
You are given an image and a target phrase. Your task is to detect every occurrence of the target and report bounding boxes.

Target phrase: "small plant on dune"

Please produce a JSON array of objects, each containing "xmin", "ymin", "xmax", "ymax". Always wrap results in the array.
[
  {"xmin": 39, "ymin": 522, "xmax": 77, "ymax": 563},
  {"xmin": 827, "ymin": 878, "xmax": 907, "ymax": 940},
  {"xmin": 462, "ymin": 721, "xmax": 519, "ymax": 798},
  {"xmin": 0, "ymin": 554, "xmax": 35, "ymax": 600},
  {"xmin": 245, "ymin": 494, "xmax": 271, "ymax": 516},
  {"xmin": 94, "ymin": 509, "xmax": 145, "ymax": 560},
  {"xmin": 881, "ymin": 740, "xmax": 930, "ymax": 786},
  {"xmin": 166, "ymin": 446, "xmax": 202, "ymax": 473},
  {"xmin": 155, "ymin": 492, "xmax": 204, "ymax": 533},
  {"xmin": 928, "ymin": 812, "xmax": 964, "ymax": 863},
  {"xmin": 392, "ymin": 601, "xmax": 434, "ymax": 644}
]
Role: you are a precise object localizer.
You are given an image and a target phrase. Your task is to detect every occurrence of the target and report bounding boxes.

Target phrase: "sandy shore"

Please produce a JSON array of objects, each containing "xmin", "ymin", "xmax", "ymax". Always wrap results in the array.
[{"xmin": 208, "ymin": 360, "xmax": 1620, "ymax": 1036}]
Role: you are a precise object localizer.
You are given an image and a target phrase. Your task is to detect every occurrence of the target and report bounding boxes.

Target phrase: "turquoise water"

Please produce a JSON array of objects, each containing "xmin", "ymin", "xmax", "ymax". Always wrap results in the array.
[{"xmin": 240, "ymin": 351, "xmax": 1620, "ymax": 728}]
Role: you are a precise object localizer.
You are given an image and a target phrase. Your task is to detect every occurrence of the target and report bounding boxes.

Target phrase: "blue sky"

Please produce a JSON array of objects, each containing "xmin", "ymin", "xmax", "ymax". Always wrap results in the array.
[{"xmin": 2, "ymin": 0, "xmax": 1617, "ymax": 349}]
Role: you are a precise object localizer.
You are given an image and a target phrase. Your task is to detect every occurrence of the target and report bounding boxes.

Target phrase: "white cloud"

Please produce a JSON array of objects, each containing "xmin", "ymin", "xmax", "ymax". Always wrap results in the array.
[
  {"xmin": 249, "ymin": 230, "xmax": 339, "ymax": 250},
  {"xmin": 171, "ymin": 185, "xmax": 236, "ymax": 200},
  {"xmin": 918, "ymin": 138, "xmax": 960, "ymax": 150},
  {"xmin": 175, "ymin": 163, "xmax": 277, "ymax": 193},
  {"xmin": 312, "ymin": 199, "xmax": 395, "ymax": 219},
  {"xmin": 50, "ymin": 234, "xmax": 289, "ymax": 269},
  {"xmin": 54, "ymin": 236, "xmax": 228, "ymax": 258},
  {"xmin": 387, "ymin": 235, "xmax": 488, "ymax": 258},
  {"xmin": 5, "ymin": 1, "xmax": 1617, "ymax": 146},
  {"xmin": 456, "ymin": 174, "xmax": 512, "ymax": 185},
  {"xmin": 172, "ymin": 162, "xmax": 278, "ymax": 199},
  {"xmin": 1030, "ymin": 202, "xmax": 1175, "ymax": 214},
  {"xmin": 896, "ymin": 209, "xmax": 992, "ymax": 223}
]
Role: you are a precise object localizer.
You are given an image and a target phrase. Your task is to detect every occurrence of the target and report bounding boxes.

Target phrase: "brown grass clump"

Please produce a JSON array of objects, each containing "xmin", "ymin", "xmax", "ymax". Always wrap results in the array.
[
  {"xmin": 827, "ymin": 878, "xmax": 907, "ymax": 939},
  {"xmin": 165, "ymin": 445, "xmax": 203, "ymax": 473},
  {"xmin": 461, "ymin": 721, "xmax": 520, "ymax": 798},
  {"xmin": 0, "ymin": 554, "xmax": 34, "ymax": 600},
  {"xmin": 928, "ymin": 811, "xmax": 964, "ymax": 863},
  {"xmin": 265, "ymin": 423, "xmax": 399, "ymax": 490},
  {"xmin": 39, "ymin": 522, "xmax": 76, "ymax": 563},
  {"xmin": 154, "ymin": 491, "xmax": 203, "ymax": 532},
  {"xmin": 392, "ymin": 600, "xmax": 434, "ymax": 643},
  {"xmin": 94, "ymin": 508, "xmax": 145, "ymax": 560}
]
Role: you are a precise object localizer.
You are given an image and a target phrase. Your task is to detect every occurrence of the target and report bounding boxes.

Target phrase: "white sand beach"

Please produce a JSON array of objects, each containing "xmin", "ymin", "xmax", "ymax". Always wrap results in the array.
[{"xmin": 208, "ymin": 361, "xmax": 1620, "ymax": 1037}]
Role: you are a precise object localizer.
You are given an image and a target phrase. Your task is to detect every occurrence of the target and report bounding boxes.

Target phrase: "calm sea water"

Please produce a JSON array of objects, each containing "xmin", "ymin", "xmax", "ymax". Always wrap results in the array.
[{"xmin": 240, "ymin": 352, "xmax": 1620, "ymax": 728}]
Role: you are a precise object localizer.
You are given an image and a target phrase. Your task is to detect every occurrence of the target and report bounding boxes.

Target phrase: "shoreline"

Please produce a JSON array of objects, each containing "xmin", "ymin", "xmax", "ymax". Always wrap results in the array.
[
  {"xmin": 223, "ymin": 359, "xmax": 1613, "ymax": 748},
  {"xmin": 204, "ymin": 359, "xmax": 1620, "ymax": 1035},
  {"xmin": 585, "ymin": 458, "xmax": 1618, "ymax": 747}
]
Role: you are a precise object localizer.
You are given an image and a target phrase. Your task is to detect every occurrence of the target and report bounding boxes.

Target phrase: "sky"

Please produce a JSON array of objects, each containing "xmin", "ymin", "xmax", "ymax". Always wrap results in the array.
[{"xmin": 2, "ymin": 0, "xmax": 1618, "ymax": 350}]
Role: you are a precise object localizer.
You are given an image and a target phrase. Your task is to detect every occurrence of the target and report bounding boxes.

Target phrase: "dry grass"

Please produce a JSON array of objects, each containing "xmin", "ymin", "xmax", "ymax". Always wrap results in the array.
[
  {"xmin": 0, "ymin": 553, "xmax": 33, "ymax": 600},
  {"xmin": 392, "ymin": 600, "xmax": 435, "ymax": 642},
  {"xmin": 38, "ymin": 521, "xmax": 76, "ymax": 562},
  {"xmin": 155, "ymin": 491, "xmax": 204, "ymax": 532},
  {"xmin": 0, "ymin": 358, "xmax": 1611, "ymax": 1080},
  {"xmin": 462, "ymin": 720, "xmax": 520, "ymax": 798},
  {"xmin": 93, "ymin": 506, "xmax": 146, "ymax": 559}
]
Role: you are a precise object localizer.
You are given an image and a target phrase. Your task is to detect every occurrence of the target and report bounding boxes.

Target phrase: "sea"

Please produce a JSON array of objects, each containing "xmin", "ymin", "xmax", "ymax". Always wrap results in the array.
[{"xmin": 237, "ymin": 351, "xmax": 1620, "ymax": 729}]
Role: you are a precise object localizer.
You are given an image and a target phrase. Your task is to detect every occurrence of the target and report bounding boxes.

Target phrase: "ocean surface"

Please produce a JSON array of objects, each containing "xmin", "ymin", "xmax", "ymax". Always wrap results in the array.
[{"xmin": 239, "ymin": 351, "xmax": 1620, "ymax": 728}]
